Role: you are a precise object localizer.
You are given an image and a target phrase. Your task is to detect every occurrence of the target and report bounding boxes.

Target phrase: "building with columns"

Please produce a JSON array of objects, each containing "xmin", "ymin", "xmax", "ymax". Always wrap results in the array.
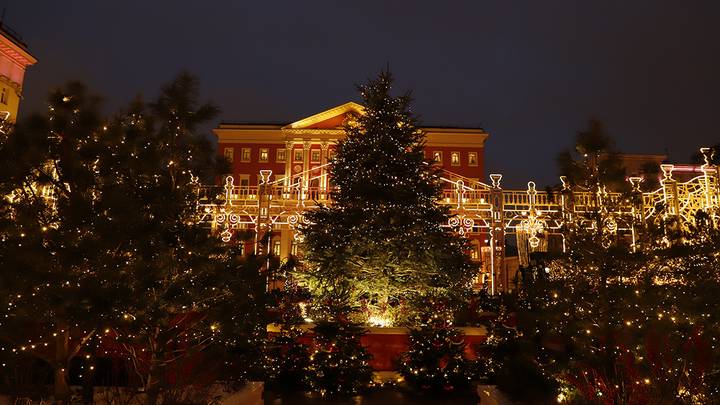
[
  {"xmin": 0, "ymin": 22, "xmax": 36, "ymax": 123},
  {"xmin": 213, "ymin": 101, "xmax": 489, "ymax": 262}
]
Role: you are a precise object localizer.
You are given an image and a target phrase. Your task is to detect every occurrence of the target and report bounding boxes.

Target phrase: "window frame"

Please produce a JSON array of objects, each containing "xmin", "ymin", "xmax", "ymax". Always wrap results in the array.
[
  {"xmin": 451, "ymin": 151, "xmax": 461, "ymax": 166},
  {"xmin": 468, "ymin": 151, "xmax": 478, "ymax": 167},
  {"xmin": 276, "ymin": 149, "xmax": 286, "ymax": 163},
  {"xmin": 241, "ymin": 148, "xmax": 251, "ymax": 163},
  {"xmin": 273, "ymin": 240, "xmax": 281, "ymax": 256},
  {"xmin": 311, "ymin": 149, "xmax": 321, "ymax": 163},
  {"xmin": 223, "ymin": 147, "xmax": 234, "ymax": 163},
  {"xmin": 432, "ymin": 151, "xmax": 443, "ymax": 163},
  {"xmin": 294, "ymin": 149, "xmax": 304, "ymax": 162},
  {"xmin": 259, "ymin": 148, "xmax": 269, "ymax": 163}
]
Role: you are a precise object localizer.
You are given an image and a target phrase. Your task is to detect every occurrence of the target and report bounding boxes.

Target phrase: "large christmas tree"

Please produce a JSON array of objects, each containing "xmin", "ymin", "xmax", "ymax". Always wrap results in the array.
[{"xmin": 298, "ymin": 70, "xmax": 474, "ymax": 325}]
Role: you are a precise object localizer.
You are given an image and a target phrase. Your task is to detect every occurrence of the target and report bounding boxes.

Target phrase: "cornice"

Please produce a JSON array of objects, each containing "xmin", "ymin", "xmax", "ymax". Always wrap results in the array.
[{"xmin": 0, "ymin": 37, "xmax": 37, "ymax": 67}]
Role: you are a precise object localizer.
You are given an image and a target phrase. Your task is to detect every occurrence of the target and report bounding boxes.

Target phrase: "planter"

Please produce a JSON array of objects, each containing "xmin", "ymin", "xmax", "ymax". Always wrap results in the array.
[{"xmin": 267, "ymin": 324, "xmax": 487, "ymax": 371}]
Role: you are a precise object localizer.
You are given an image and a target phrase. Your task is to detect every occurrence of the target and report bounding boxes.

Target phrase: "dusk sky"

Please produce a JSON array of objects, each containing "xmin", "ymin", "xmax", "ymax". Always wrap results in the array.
[{"xmin": 6, "ymin": 0, "xmax": 720, "ymax": 187}]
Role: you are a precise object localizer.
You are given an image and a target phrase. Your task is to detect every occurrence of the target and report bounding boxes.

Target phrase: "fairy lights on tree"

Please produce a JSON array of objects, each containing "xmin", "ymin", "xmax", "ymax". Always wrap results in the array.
[
  {"xmin": 503, "ymin": 123, "xmax": 720, "ymax": 403},
  {"xmin": 297, "ymin": 69, "xmax": 475, "ymax": 326},
  {"xmin": 0, "ymin": 75, "xmax": 265, "ymax": 403},
  {"xmin": 399, "ymin": 315, "xmax": 474, "ymax": 395}
]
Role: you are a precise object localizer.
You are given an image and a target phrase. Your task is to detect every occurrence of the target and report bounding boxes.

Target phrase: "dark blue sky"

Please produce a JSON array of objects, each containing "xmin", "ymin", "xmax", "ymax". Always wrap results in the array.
[{"xmin": 6, "ymin": 0, "xmax": 720, "ymax": 187}]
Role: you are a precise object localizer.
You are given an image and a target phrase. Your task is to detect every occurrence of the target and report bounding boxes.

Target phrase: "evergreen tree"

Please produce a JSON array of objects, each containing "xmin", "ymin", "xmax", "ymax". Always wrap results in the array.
[
  {"xmin": 0, "ymin": 75, "xmax": 264, "ymax": 403},
  {"xmin": 95, "ymin": 73, "xmax": 263, "ymax": 404},
  {"xmin": 263, "ymin": 280, "xmax": 312, "ymax": 395},
  {"xmin": 475, "ymin": 298, "xmax": 558, "ymax": 403},
  {"xmin": 308, "ymin": 320, "xmax": 373, "ymax": 397},
  {"xmin": 0, "ymin": 83, "xmax": 115, "ymax": 401},
  {"xmin": 556, "ymin": 118, "xmax": 626, "ymax": 192},
  {"xmin": 298, "ymin": 70, "xmax": 474, "ymax": 325},
  {"xmin": 399, "ymin": 318, "xmax": 474, "ymax": 395},
  {"xmin": 505, "ymin": 123, "xmax": 720, "ymax": 402}
]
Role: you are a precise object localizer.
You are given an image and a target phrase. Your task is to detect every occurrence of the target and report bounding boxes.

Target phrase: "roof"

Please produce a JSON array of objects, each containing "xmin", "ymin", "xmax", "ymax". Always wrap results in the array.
[
  {"xmin": 0, "ymin": 22, "xmax": 28, "ymax": 50},
  {"xmin": 0, "ymin": 22, "xmax": 36, "ymax": 66},
  {"xmin": 219, "ymin": 101, "xmax": 486, "ymax": 132}
]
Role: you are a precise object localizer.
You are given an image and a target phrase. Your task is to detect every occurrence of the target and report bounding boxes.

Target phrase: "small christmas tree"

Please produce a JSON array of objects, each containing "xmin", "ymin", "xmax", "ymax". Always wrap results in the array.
[
  {"xmin": 399, "ymin": 319, "xmax": 474, "ymax": 395},
  {"xmin": 309, "ymin": 320, "xmax": 373, "ymax": 397},
  {"xmin": 263, "ymin": 280, "xmax": 312, "ymax": 394}
]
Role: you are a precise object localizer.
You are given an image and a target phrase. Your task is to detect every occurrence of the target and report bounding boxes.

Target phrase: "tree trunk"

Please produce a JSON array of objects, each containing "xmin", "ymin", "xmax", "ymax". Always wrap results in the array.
[
  {"xmin": 144, "ymin": 331, "xmax": 161, "ymax": 405},
  {"xmin": 146, "ymin": 385, "xmax": 160, "ymax": 405},
  {"xmin": 54, "ymin": 325, "xmax": 71, "ymax": 403}
]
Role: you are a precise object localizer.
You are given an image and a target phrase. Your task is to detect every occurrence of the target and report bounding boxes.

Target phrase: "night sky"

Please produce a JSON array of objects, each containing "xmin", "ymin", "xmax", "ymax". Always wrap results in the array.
[{"xmin": 6, "ymin": 1, "xmax": 720, "ymax": 187}]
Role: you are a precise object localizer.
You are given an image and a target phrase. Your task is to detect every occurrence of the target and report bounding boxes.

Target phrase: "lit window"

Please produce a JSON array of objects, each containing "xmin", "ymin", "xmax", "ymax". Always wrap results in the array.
[
  {"xmin": 433, "ymin": 151, "xmax": 443, "ymax": 163},
  {"xmin": 294, "ymin": 149, "xmax": 304, "ymax": 162},
  {"xmin": 0, "ymin": 88, "xmax": 7, "ymax": 105},
  {"xmin": 241, "ymin": 148, "xmax": 251, "ymax": 162},
  {"xmin": 451, "ymin": 152, "xmax": 460, "ymax": 166},
  {"xmin": 291, "ymin": 240, "xmax": 298, "ymax": 256},
  {"xmin": 276, "ymin": 149, "xmax": 286, "ymax": 163},
  {"xmin": 471, "ymin": 241, "xmax": 480, "ymax": 260},
  {"xmin": 223, "ymin": 147, "xmax": 234, "ymax": 163},
  {"xmin": 311, "ymin": 150, "xmax": 321, "ymax": 163},
  {"xmin": 273, "ymin": 240, "xmax": 281, "ymax": 256},
  {"xmin": 259, "ymin": 148, "xmax": 269, "ymax": 163},
  {"xmin": 468, "ymin": 152, "xmax": 478, "ymax": 166}
]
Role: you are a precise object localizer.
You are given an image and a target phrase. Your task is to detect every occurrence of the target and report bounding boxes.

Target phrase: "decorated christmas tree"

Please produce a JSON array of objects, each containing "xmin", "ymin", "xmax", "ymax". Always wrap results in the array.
[
  {"xmin": 298, "ymin": 69, "xmax": 475, "ymax": 325},
  {"xmin": 0, "ymin": 83, "xmax": 117, "ymax": 400},
  {"xmin": 309, "ymin": 319, "xmax": 373, "ymax": 397},
  {"xmin": 94, "ymin": 74, "xmax": 264, "ymax": 403},
  {"xmin": 0, "ymin": 75, "xmax": 265, "ymax": 403},
  {"xmin": 504, "ymin": 125, "xmax": 720, "ymax": 402},
  {"xmin": 263, "ymin": 278, "xmax": 312, "ymax": 394},
  {"xmin": 399, "ymin": 311, "xmax": 474, "ymax": 395}
]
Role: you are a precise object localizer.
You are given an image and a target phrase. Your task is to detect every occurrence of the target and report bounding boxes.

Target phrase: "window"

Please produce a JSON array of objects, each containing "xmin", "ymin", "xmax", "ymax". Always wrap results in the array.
[
  {"xmin": 223, "ymin": 147, "xmax": 234, "ymax": 163},
  {"xmin": 291, "ymin": 240, "xmax": 298, "ymax": 256},
  {"xmin": 311, "ymin": 150, "xmax": 321, "ymax": 163},
  {"xmin": 470, "ymin": 240, "xmax": 480, "ymax": 260},
  {"xmin": 294, "ymin": 149, "xmax": 304, "ymax": 162},
  {"xmin": 451, "ymin": 152, "xmax": 461, "ymax": 166},
  {"xmin": 328, "ymin": 149, "xmax": 335, "ymax": 161},
  {"xmin": 241, "ymin": 148, "xmax": 251, "ymax": 162},
  {"xmin": 238, "ymin": 175, "xmax": 250, "ymax": 196},
  {"xmin": 273, "ymin": 240, "xmax": 281, "ymax": 256},
  {"xmin": 433, "ymin": 151, "xmax": 443, "ymax": 163},
  {"xmin": 259, "ymin": 148, "xmax": 269, "ymax": 163},
  {"xmin": 276, "ymin": 149, "xmax": 286, "ymax": 163},
  {"xmin": 468, "ymin": 152, "xmax": 478, "ymax": 166},
  {"xmin": 0, "ymin": 88, "xmax": 7, "ymax": 105}
]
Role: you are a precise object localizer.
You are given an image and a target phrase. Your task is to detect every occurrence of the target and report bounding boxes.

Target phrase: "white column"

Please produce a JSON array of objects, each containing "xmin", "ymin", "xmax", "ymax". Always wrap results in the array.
[
  {"xmin": 320, "ymin": 141, "xmax": 329, "ymax": 192},
  {"xmin": 284, "ymin": 140, "xmax": 294, "ymax": 190}
]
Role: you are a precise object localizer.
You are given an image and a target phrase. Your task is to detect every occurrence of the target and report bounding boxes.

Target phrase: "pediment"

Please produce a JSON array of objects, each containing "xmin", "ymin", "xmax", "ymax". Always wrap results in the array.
[{"xmin": 284, "ymin": 102, "xmax": 364, "ymax": 130}]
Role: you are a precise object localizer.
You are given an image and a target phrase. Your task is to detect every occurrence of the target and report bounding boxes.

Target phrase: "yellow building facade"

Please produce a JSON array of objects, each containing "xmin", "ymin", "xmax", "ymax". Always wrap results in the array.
[{"xmin": 0, "ymin": 23, "xmax": 36, "ymax": 123}]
